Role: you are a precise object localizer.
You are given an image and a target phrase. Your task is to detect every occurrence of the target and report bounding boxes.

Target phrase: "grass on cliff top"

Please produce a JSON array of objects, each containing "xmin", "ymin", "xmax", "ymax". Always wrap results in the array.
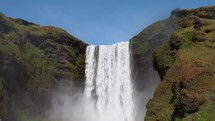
[
  {"xmin": 138, "ymin": 19, "xmax": 169, "ymax": 40},
  {"xmin": 154, "ymin": 16, "xmax": 215, "ymax": 71},
  {"xmin": 1, "ymin": 13, "xmax": 75, "ymax": 39},
  {"xmin": 0, "ymin": 12, "xmax": 86, "ymax": 77},
  {"xmin": 130, "ymin": 19, "xmax": 169, "ymax": 55}
]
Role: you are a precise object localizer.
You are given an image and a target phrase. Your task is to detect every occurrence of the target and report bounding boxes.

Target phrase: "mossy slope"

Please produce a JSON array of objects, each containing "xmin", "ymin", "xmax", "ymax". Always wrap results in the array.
[
  {"xmin": 0, "ymin": 13, "xmax": 87, "ymax": 121},
  {"xmin": 145, "ymin": 6, "xmax": 215, "ymax": 121},
  {"xmin": 130, "ymin": 17, "xmax": 175, "ymax": 91}
]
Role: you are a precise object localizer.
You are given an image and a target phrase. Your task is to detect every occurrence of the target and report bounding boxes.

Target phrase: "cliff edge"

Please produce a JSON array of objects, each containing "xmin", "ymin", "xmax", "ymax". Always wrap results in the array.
[
  {"xmin": 0, "ymin": 13, "xmax": 87, "ymax": 121},
  {"xmin": 146, "ymin": 6, "xmax": 215, "ymax": 121}
]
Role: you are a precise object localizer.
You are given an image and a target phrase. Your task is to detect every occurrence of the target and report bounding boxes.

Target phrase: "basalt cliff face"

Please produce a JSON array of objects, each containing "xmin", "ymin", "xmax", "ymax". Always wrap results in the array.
[
  {"xmin": 0, "ymin": 13, "xmax": 87, "ymax": 121},
  {"xmin": 144, "ymin": 6, "xmax": 215, "ymax": 121}
]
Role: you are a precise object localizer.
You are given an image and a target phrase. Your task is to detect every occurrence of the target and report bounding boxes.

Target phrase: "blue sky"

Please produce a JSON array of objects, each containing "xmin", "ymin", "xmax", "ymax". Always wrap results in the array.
[{"xmin": 0, "ymin": 0, "xmax": 214, "ymax": 45}]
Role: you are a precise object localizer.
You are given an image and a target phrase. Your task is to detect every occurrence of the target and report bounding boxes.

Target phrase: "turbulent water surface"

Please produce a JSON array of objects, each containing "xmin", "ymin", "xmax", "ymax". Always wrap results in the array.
[{"xmin": 84, "ymin": 42, "xmax": 134, "ymax": 121}]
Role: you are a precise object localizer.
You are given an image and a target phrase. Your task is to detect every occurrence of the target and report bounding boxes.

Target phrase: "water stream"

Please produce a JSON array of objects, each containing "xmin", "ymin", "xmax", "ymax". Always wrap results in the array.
[{"xmin": 84, "ymin": 42, "xmax": 134, "ymax": 121}]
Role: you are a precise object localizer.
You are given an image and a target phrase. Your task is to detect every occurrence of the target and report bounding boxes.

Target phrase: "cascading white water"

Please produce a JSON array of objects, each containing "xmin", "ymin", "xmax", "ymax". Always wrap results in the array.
[{"xmin": 84, "ymin": 42, "xmax": 134, "ymax": 121}]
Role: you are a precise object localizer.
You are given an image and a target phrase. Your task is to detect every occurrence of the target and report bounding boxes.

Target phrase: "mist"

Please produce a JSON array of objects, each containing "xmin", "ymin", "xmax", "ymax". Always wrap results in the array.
[
  {"xmin": 48, "ymin": 42, "xmax": 136, "ymax": 121},
  {"xmin": 46, "ymin": 79, "xmax": 159, "ymax": 121},
  {"xmin": 47, "ymin": 89, "xmax": 136, "ymax": 121},
  {"xmin": 46, "ymin": 41, "xmax": 161, "ymax": 121},
  {"xmin": 47, "ymin": 89, "xmax": 99, "ymax": 121}
]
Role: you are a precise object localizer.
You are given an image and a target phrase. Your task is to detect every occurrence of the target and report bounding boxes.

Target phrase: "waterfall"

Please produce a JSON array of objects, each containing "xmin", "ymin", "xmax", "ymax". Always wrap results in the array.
[{"xmin": 84, "ymin": 42, "xmax": 134, "ymax": 121}]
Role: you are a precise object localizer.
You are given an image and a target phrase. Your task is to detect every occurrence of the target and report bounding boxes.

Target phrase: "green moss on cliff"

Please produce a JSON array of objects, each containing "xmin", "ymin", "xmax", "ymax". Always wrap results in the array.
[
  {"xmin": 130, "ymin": 18, "xmax": 172, "ymax": 57},
  {"xmin": 153, "ymin": 41, "xmax": 176, "ymax": 78},
  {"xmin": 0, "ymin": 12, "xmax": 87, "ymax": 120},
  {"xmin": 146, "ymin": 6, "xmax": 215, "ymax": 121}
]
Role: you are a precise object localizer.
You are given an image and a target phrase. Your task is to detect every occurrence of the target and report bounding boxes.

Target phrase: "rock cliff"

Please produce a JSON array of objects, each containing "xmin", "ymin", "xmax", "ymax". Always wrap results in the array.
[
  {"xmin": 0, "ymin": 12, "xmax": 87, "ymax": 121},
  {"xmin": 145, "ymin": 6, "xmax": 215, "ymax": 121}
]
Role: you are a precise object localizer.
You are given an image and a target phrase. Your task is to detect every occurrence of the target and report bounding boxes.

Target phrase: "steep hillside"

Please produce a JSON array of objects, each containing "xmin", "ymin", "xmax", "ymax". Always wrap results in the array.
[
  {"xmin": 129, "ymin": 9, "xmax": 176, "ymax": 120},
  {"xmin": 0, "ymin": 12, "xmax": 87, "ymax": 121},
  {"xmin": 145, "ymin": 6, "xmax": 215, "ymax": 121},
  {"xmin": 130, "ymin": 18, "xmax": 174, "ymax": 91}
]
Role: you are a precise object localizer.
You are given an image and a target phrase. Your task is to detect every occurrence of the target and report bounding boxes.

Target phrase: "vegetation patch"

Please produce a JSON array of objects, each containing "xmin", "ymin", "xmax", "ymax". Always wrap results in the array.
[
  {"xmin": 0, "ymin": 12, "xmax": 87, "ymax": 120},
  {"xmin": 146, "ymin": 6, "xmax": 215, "ymax": 121}
]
